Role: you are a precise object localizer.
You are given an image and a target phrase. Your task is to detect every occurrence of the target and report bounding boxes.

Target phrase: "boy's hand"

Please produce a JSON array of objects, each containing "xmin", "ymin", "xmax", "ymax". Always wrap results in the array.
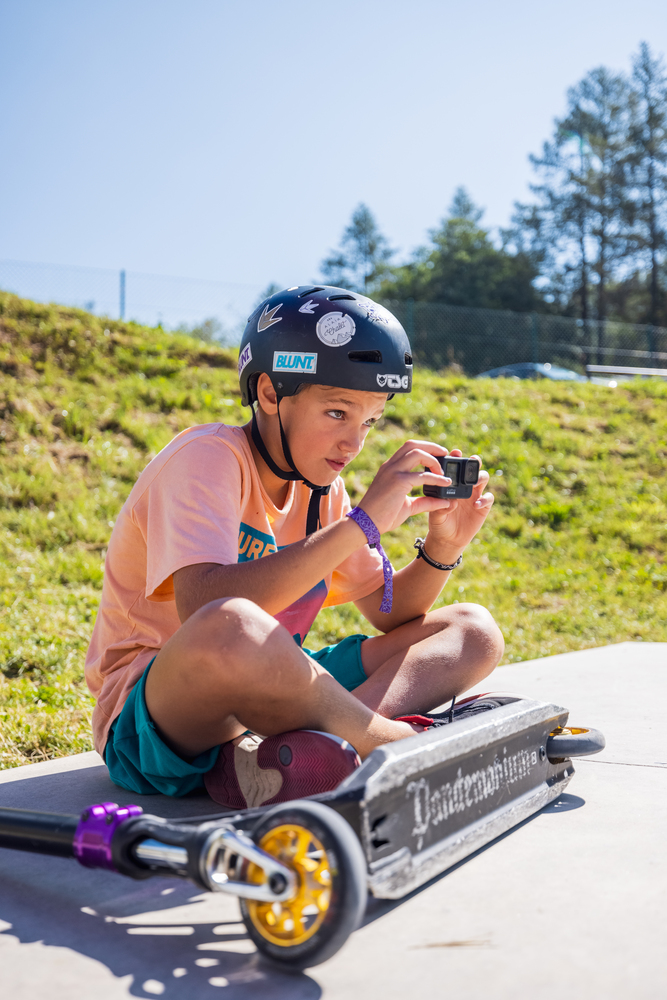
[
  {"xmin": 356, "ymin": 439, "xmax": 455, "ymax": 534},
  {"xmin": 424, "ymin": 449, "xmax": 494, "ymax": 557},
  {"xmin": 356, "ymin": 442, "xmax": 494, "ymax": 553}
]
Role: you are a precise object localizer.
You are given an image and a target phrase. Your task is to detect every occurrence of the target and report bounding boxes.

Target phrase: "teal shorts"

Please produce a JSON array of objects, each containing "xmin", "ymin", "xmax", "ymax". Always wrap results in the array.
[{"xmin": 104, "ymin": 634, "xmax": 369, "ymax": 797}]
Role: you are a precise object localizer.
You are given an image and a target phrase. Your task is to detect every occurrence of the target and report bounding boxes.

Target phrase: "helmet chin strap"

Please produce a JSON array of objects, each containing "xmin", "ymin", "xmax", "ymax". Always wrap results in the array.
[{"xmin": 251, "ymin": 400, "xmax": 330, "ymax": 536}]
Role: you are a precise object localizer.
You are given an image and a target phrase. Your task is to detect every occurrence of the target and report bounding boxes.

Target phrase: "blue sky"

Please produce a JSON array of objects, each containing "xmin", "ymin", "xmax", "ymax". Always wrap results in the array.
[{"xmin": 1, "ymin": 0, "xmax": 666, "ymax": 327}]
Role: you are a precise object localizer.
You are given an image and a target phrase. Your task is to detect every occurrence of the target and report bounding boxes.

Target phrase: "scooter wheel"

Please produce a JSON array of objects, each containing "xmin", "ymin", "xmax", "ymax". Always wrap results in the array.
[
  {"xmin": 239, "ymin": 799, "xmax": 367, "ymax": 971},
  {"xmin": 546, "ymin": 726, "xmax": 606, "ymax": 761}
]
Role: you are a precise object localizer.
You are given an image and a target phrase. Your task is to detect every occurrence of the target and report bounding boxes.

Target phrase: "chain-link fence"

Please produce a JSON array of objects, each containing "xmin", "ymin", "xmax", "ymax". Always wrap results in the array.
[
  {"xmin": 3, "ymin": 260, "xmax": 666, "ymax": 372},
  {"xmin": 0, "ymin": 259, "xmax": 263, "ymax": 340},
  {"xmin": 383, "ymin": 300, "xmax": 667, "ymax": 375}
]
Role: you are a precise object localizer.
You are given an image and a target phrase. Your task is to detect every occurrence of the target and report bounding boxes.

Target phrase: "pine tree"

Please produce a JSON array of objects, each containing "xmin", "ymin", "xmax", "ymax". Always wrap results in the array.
[
  {"xmin": 378, "ymin": 188, "xmax": 541, "ymax": 311},
  {"xmin": 514, "ymin": 67, "xmax": 634, "ymax": 360},
  {"xmin": 627, "ymin": 42, "xmax": 667, "ymax": 330},
  {"xmin": 320, "ymin": 204, "xmax": 394, "ymax": 293}
]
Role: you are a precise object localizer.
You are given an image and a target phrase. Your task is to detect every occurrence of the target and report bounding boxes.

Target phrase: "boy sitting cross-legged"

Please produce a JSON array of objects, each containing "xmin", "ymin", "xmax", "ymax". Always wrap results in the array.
[{"xmin": 85, "ymin": 286, "xmax": 504, "ymax": 808}]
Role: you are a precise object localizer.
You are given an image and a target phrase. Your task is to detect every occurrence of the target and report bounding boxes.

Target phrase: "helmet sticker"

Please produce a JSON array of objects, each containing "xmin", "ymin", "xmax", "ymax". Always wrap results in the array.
[
  {"xmin": 316, "ymin": 311, "xmax": 356, "ymax": 347},
  {"xmin": 273, "ymin": 351, "xmax": 318, "ymax": 373},
  {"xmin": 365, "ymin": 303, "xmax": 391, "ymax": 325},
  {"xmin": 298, "ymin": 299, "xmax": 319, "ymax": 314},
  {"xmin": 377, "ymin": 374, "xmax": 409, "ymax": 389},
  {"xmin": 238, "ymin": 343, "xmax": 253, "ymax": 375},
  {"xmin": 257, "ymin": 303, "xmax": 284, "ymax": 332}
]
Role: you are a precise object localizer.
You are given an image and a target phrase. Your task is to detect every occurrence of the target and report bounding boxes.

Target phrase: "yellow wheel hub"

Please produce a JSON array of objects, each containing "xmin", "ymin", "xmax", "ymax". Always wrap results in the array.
[{"xmin": 245, "ymin": 823, "xmax": 332, "ymax": 947}]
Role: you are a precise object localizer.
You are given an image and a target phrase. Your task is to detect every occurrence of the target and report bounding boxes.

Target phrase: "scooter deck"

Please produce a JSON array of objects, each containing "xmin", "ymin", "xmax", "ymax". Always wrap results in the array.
[{"xmin": 221, "ymin": 697, "xmax": 572, "ymax": 899}]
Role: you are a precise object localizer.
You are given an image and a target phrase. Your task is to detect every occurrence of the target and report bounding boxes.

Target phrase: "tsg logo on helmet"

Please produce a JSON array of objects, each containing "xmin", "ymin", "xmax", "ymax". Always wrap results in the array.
[{"xmin": 377, "ymin": 374, "xmax": 409, "ymax": 389}]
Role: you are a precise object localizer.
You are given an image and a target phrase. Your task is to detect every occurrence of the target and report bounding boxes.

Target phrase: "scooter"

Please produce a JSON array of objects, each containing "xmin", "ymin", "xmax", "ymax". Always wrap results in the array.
[{"xmin": 0, "ymin": 694, "xmax": 605, "ymax": 970}]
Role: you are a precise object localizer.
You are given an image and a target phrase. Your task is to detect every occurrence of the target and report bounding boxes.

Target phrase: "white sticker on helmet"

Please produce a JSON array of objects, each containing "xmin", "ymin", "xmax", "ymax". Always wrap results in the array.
[
  {"xmin": 316, "ymin": 311, "xmax": 356, "ymax": 347},
  {"xmin": 298, "ymin": 299, "xmax": 319, "ymax": 314},
  {"xmin": 377, "ymin": 374, "xmax": 409, "ymax": 389},
  {"xmin": 366, "ymin": 303, "xmax": 391, "ymax": 324},
  {"xmin": 238, "ymin": 343, "xmax": 253, "ymax": 375},
  {"xmin": 273, "ymin": 351, "xmax": 318, "ymax": 374}
]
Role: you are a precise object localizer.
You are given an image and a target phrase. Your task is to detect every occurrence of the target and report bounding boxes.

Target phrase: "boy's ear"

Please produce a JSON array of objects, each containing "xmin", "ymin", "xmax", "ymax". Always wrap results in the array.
[{"xmin": 256, "ymin": 373, "xmax": 279, "ymax": 415}]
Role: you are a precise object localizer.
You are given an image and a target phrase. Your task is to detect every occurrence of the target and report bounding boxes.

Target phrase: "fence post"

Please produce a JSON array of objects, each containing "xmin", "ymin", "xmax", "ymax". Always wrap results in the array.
[
  {"xmin": 406, "ymin": 297, "xmax": 415, "ymax": 347},
  {"xmin": 119, "ymin": 270, "xmax": 126, "ymax": 320},
  {"xmin": 531, "ymin": 312, "xmax": 539, "ymax": 364},
  {"xmin": 647, "ymin": 324, "xmax": 656, "ymax": 358}
]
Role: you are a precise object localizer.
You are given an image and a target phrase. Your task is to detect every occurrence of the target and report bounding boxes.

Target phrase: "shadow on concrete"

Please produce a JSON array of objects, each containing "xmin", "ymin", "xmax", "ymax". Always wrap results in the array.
[
  {"xmin": 540, "ymin": 793, "xmax": 585, "ymax": 813},
  {"xmin": 0, "ymin": 861, "xmax": 321, "ymax": 999},
  {"xmin": 362, "ymin": 792, "xmax": 584, "ymax": 928},
  {"xmin": 0, "ymin": 762, "xmax": 220, "ymax": 819},
  {"xmin": 0, "ymin": 765, "xmax": 319, "ymax": 998},
  {"xmin": 0, "ymin": 758, "xmax": 584, "ymax": 996}
]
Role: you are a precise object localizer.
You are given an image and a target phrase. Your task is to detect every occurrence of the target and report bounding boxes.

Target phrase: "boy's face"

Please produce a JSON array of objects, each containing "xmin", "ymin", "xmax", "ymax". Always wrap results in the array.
[{"xmin": 281, "ymin": 384, "xmax": 388, "ymax": 486}]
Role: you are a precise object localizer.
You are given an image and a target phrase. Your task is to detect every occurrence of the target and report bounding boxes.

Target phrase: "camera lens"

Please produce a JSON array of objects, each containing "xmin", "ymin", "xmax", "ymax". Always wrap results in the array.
[{"xmin": 464, "ymin": 460, "xmax": 480, "ymax": 485}]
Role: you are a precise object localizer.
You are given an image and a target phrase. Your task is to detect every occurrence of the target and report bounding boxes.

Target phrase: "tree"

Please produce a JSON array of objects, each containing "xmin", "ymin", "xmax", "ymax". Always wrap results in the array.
[
  {"xmin": 627, "ymin": 42, "xmax": 667, "ymax": 329},
  {"xmin": 514, "ymin": 66, "xmax": 638, "ymax": 347},
  {"xmin": 378, "ymin": 187, "xmax": 543, "ymax": 312},
  {"xmin": 175, "ymin": 316, "xmax": 237, "ymax": 346},
  {"xmin": 254, "ymin": 283, "xmax": 282, "ymax": 307},
  {"xmin": 321, "ymin": 204, "xmax": 394, "ymax": 293},
  {"xmin": 513, "ymin": 131, "xmax": 594, "ymax": 321}
]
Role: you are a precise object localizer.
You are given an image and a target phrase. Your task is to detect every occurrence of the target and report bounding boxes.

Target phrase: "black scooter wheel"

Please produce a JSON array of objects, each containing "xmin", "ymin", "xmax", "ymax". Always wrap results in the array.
[
  {"xmin": 547, "ymin": 726, "xmax": 606, "ymax": 760},
  {"xmin": 239, "ymin": 799, "xmax": 367, "ymax": 971}
]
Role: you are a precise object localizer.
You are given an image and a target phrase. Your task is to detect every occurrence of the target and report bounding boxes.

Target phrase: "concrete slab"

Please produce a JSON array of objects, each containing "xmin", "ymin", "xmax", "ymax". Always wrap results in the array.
[{"xmin": 0, "ymin": 641, "xmax": 664, "ymax": 999}]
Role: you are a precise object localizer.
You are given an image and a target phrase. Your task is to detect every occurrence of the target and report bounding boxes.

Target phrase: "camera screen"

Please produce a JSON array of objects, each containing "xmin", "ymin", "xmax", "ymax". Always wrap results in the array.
[
  {"xmin": 445, "ymin": 461, "xmax": 460, "ymax": 485},
  {"xmin": 464, "ymin": 460, "xmax": 480, "ymax": 485}
]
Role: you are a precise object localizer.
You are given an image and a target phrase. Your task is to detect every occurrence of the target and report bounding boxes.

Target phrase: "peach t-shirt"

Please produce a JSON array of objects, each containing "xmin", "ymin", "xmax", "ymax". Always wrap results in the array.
[{"xmin": 85, "ymin": 423, "xmax": 384, "ymax": 755}]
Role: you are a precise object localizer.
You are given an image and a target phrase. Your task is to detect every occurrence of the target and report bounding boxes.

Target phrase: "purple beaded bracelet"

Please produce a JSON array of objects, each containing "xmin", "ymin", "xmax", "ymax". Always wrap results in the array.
[{"xmin": 346, "ymin": 506, "xmax": 394, "ymax": 613}]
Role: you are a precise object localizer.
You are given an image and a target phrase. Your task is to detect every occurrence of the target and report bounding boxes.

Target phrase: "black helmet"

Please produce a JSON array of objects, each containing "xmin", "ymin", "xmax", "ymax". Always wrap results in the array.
[{"xmin": 238, "ymin": 285, "xmax": 413, "ymax": 406}]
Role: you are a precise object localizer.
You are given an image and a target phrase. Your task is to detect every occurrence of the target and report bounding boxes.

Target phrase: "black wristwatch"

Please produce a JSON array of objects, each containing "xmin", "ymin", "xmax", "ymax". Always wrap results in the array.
[{"xmin": 414, "ymin": 538, "xmax": 463, "ymax": 571}]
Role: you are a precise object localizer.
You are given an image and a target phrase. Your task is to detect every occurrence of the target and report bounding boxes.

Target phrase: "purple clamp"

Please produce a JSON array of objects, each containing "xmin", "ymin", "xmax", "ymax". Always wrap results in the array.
[
  {"xmin": 73, "ymin": 801, "xmax": 143, "ymax": 872},
  {"xmin": 346, "ymin": 506, "xmax": 394, "ymax": 613}
]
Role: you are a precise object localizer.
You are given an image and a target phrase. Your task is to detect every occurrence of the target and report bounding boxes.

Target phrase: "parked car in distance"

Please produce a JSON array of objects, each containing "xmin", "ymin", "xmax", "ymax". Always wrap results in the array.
[{"xmin": 476, "ymin": 362, "xmax": 617, "ymax": 386}]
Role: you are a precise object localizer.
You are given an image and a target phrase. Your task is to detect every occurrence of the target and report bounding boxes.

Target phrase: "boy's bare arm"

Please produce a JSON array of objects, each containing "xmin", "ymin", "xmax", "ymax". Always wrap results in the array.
[
  {"xmin": 175, "ymin": 439, "xmax": 486, "ymax": 625},
  {"xmin": 354, "ymin": 538, "xmax": 463, "ymax": 632},
  {"xmin": 173, "ymin": 517, "xmax": 364, "ymax": 622}
]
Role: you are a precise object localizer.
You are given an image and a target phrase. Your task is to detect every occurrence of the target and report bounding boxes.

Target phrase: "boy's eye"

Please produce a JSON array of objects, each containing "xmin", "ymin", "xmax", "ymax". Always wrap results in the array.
[{"xmin": 326, "ymin": 410, "xmax": 345, "ymax": 419}]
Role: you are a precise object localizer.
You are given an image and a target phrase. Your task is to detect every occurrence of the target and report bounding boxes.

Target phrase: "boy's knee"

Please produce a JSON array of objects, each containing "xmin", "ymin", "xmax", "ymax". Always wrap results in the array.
[
  {"xmin": 452, "ymin": 603, "xmax": 504, "ymax": 663},
  {"xmin": 187, "ymin": 596, "xmax": 279, "ymax": 661}
]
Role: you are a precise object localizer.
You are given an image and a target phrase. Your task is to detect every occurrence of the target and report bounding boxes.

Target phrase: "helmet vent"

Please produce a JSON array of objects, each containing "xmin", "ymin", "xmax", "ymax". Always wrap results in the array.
[
  {"xmin": 348, "ymin": 350, "xmax": 382, "ymax": 363},
  {"xmin": 328, "ymin": 294, "xmax": 356, "ymax": 301},
  {"xmin": 405, "ymin": 352, "xmax": 413, "ymax": 366},
  {"xmin": 298, "ymin": 287, "xmax": 325, "ymax": 298}
]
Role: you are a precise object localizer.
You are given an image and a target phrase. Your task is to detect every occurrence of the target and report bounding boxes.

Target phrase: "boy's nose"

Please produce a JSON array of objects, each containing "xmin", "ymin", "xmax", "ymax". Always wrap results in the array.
[{"xmin": 339, "ymin": 433, "xmax": 361, "ymax": 457}]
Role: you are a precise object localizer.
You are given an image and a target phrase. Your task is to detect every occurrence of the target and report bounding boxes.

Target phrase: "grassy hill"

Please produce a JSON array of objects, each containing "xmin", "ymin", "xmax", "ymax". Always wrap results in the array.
[{"xmin": 1, "ymin": 291, "xmax": 666, "ymax": 769}]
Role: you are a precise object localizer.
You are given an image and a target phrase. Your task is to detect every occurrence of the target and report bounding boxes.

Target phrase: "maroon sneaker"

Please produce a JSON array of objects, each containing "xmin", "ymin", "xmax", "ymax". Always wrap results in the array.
[{"xmin": 204, "ymin": 731, "xmax": 361, "ymax": 809}]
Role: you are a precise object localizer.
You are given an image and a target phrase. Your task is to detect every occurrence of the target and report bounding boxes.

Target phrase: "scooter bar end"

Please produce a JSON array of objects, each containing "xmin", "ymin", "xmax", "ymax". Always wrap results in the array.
[{"xmin": 73, "ymin": 802, "xmax": 143, "ymax": 871}]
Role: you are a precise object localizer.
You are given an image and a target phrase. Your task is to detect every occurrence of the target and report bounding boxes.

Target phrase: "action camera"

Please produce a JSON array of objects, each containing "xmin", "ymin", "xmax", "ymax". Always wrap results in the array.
[{"xmin": 423, "ymin": 456, "xmax": 480, "ymax": 500}]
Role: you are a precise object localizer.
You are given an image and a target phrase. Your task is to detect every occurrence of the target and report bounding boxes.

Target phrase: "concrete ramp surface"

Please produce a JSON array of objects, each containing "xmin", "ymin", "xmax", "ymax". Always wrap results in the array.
[{"xmin": 0, "ymin": 641, "xmax": 664, "ymax": 999}]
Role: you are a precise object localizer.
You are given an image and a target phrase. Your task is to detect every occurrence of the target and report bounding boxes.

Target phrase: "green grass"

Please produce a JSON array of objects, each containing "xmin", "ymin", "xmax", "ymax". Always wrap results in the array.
[{"xmin": 1, "ymin": 291, "xmax": 666, "ymax": 768}]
